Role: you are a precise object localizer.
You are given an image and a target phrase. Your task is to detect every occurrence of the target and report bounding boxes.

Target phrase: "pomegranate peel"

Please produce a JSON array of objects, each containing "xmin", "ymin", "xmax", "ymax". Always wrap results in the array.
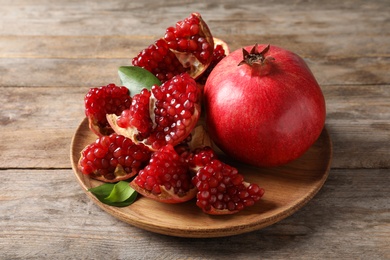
[
  {"xmin": 129, "ymin": 182, "xmax": 197, "ymax": 204},
  {"xmin": 187, "ymin": 125, "xmax": 213, "ymax": 151},
  {"xmin": 204, "ymin": 43, "xmax": 326, "ymax": 167},
  {"xmin": 107, "ymin": 114, "xmax": 136, "ymax": 142}
]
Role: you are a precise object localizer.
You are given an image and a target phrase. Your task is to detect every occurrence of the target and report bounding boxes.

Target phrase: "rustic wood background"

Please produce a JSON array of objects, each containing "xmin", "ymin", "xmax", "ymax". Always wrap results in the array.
[{"xmin": 0, "ymin": 0, "xmax": 389, "ymax": 259}]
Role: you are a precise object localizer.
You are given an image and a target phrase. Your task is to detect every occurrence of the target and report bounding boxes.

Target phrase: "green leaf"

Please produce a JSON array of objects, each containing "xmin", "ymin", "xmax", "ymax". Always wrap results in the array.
[
  {"xmin": 88, "ymin": 183, "xmax": 115, "ymax": 200},
  {"xmin": 104, "ymin": 190, "xmax": 137, "ymax": 207},
  {"xmin": 118, "ymin": 66, "xmax": 161, "ymax": 96},
  {"xmin": 105, "ymin": 181, "xmax": 133, "ymax": 202},
  {"xmin": 88, "ymin": 181, "xmax": 138, "ymax": 207}
]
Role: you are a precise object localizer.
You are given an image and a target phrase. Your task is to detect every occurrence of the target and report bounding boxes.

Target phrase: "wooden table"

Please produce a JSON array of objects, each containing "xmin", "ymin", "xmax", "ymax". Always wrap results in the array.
[{"xmin": 1, "ymin": 1, "xmax": 389, "ymax": 259}]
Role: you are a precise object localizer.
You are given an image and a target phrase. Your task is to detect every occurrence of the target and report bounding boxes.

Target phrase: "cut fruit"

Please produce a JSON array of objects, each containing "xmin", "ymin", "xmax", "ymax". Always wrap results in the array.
[
  {"xmin": 78, "ymin": 134, "xmax": 152, "ymax": 183},
  {"xmin": 107, "ymin": 73, "xmax": 201, "ymax": 151},
  {"xmin": 132, "ymin": 13, "xmax": 214, "ymax": 82},
  {"xmin": 130, "ymin": 145, "xmax": 197, "ymax": 203},
  {"xmin": 84, "ymin": 84, "xmax": 131, "ymax": 136},
  {"xmin": 189, "ymin": 147, "xmax": 265, "ymax": 215},
  {"xmin": 196, "ymin": 37, "xmax": 230, "ymax": 85}
]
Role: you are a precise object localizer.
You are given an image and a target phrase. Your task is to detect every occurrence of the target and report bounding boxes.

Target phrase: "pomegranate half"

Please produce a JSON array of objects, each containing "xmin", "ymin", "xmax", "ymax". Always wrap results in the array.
[{"xmin": 204, "ymin": 44, "xmax": 326, "ymax": 167}]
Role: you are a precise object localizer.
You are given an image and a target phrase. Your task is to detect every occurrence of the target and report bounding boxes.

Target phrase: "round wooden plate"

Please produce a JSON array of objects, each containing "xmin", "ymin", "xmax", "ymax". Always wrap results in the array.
[{"xmin": 70, "ymin": 117, "xmax": 332, "ymax": 238}]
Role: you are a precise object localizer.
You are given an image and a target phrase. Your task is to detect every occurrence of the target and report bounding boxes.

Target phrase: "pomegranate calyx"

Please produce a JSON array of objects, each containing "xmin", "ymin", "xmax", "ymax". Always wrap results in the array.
[{"xmin": 238, "ymin": 44, "xmax": 275, "ymax": 67}]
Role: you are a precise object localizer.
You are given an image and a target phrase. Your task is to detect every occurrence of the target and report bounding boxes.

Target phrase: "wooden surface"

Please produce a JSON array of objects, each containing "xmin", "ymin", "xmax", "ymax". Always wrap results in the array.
[{"xmin": 0, "ymin": 0, "xmax": 389, "ymax": 258}]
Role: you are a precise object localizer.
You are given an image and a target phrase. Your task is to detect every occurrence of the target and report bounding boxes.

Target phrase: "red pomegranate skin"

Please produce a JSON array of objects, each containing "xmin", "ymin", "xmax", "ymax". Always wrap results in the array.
[{"xmin": 204, "ymin": 44, "xmax": 326, "ymax": 167}]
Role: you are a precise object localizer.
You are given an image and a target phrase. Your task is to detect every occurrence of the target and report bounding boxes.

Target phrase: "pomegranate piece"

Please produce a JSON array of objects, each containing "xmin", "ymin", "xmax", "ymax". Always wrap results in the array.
[
  {"xmin": 129, "ymin": 145, "xmax": 197, "ymax": 203},
  {"xmin": 189, "ymin": 147, "xmax": 265, "ymax": 215},
  {"xmin": 132, "ymin": 39, "xmax": 186, "ymax": 83},
  {"xmin": 132, "ymin": 13, "xmax": 214, "ymax": 82},
  {"xmin": 108, "ymin": 73, "xmax": 201, "ymax": 151},
  {"xmin": 78, "ymin": 133, "xmax": 151, "ymax": 183},
  {"xmin": 117, "ymin": 88, "xmax": 153, "ymax": 141},
  {"xmin": 196, "ymin": 41, "xmax": 229, "ymax": 85},
  {"xmin": 84, "ymin": 84, "xmax": 131, "ymax": 136}
]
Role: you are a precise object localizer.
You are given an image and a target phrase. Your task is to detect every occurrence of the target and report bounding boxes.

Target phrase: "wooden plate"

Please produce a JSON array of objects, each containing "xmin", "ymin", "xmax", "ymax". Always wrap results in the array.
[{"xmin": 70, "ymin": 118, "xmax": 332, "ymax": 238}]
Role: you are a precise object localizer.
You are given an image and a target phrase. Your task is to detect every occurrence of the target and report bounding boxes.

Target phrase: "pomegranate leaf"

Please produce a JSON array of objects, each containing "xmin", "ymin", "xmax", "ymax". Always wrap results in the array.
[
  {"xmin": 88, "ymin": 183, "xmax": 115, "ymax": 199},
  {"xmin": 104, "ymin": 190, "xmax": 137, "ymax": 207},
  {"xmin": 88, "ymin": 181, "xmax": 137, "ymax": 207},
  {"xmin": 118, "ymin": 66, "xmax": 161, "ymax": 97},
  {"xmin": 105, "ymin": 181, "xmax": 134, "ymax": 202}
]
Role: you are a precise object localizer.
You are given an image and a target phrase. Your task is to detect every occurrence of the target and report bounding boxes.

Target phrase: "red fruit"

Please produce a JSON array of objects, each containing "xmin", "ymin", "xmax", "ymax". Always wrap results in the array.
[
  {"xmin": 204, "ymin": 44, "xmax": 326, "ymax": 167},
  {"xmin": 78, "ymin": 134, "xmax": 151, "ymax": 182},
  {"xmin": 129, "ymin": 145, "xmax": 196, "ymax": 203},
  {"xmin": 189, "ymin": 147, "xmax": 264, "ymax": 215},
  {"xmin": 196, "ymin": 38, "xmax": 230, "ymax": 85},
  {"xmin": 132, "ymin": 13, "xmax": 214, "ymax": 82},
  {"xmin": 84, "ymin": 84, "xmax": 131, "ymax": 136},
  {"xmin": 117, "ymin": 88, "xmax": 153, "ymax": 141},
  {"xmin": 108, "ymin": 73, "xmax": 201, "ymax": 151}
]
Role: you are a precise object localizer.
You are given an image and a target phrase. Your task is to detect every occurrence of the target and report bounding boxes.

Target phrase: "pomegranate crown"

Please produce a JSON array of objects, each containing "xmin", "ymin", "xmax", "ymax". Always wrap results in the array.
[{"xmin": 238, "ymin": 44, "xmax": 275, "ymax": 67}]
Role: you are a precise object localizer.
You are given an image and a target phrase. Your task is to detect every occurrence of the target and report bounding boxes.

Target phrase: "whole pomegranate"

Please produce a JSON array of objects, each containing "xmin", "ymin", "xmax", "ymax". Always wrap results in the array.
[{"xmin": 204, "ymin": 44, "xmax": 326, "ymax": 167}]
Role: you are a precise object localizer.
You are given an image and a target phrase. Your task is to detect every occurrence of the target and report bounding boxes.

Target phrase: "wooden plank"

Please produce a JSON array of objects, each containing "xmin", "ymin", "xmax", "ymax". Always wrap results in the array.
[
  {"xmin": 325, "ymin": 84, "xmax": 390, "ymax": 168},
  {"xmin": 0, "ymin": 33, "xmax": 389, "ymax": 59},
  {"xmin": 0, "ymin": 84, "xmax": 389, "ymax": 169},
  {"xmin": 0, "ymin": 58, "xmax": 127, "ymax": 88},
  {"xmin": 0, "ymin": 0, "xmax": 388, "ymax": 36},
  {"xmin": 0, "ymin": 56, "xmax": 388, "ymax": 88},
  {"xmin": 0, "ymin": 2, "xmax": 388, "ymax": 87},
  {"xmin": 0, "ymin": 86, "xmax": 85, "ymax": 168},
  {"xmin": 0, "ymin": 168, "xmax": 388, "ymax": 259}
]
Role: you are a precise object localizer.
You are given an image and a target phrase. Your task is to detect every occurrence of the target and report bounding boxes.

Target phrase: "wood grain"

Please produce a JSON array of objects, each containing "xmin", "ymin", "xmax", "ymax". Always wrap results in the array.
[
  {"xmin": 0, "ymin": 169, "xmax": 388, "ymax": 259},
  {"xmin": 0, "ymin": 0, "xmax": 389, "ymax": 258}
]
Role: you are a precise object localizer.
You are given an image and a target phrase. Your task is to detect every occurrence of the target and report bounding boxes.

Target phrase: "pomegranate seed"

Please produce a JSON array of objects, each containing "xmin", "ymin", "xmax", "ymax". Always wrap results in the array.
[
  {"xmin": 93, "ymin": 148, "xmax": 106, "ymax": 159},
  {"xmin": 190, "ymin": 24, "xmax": 199, "ymax": 35},
  {"xmin": 178, "ymin": 39, "xmax": 188, "ymax": 51},
  {"xmin": 164, "ymin": 29, "xmax": 175, "ymax": 42}
]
